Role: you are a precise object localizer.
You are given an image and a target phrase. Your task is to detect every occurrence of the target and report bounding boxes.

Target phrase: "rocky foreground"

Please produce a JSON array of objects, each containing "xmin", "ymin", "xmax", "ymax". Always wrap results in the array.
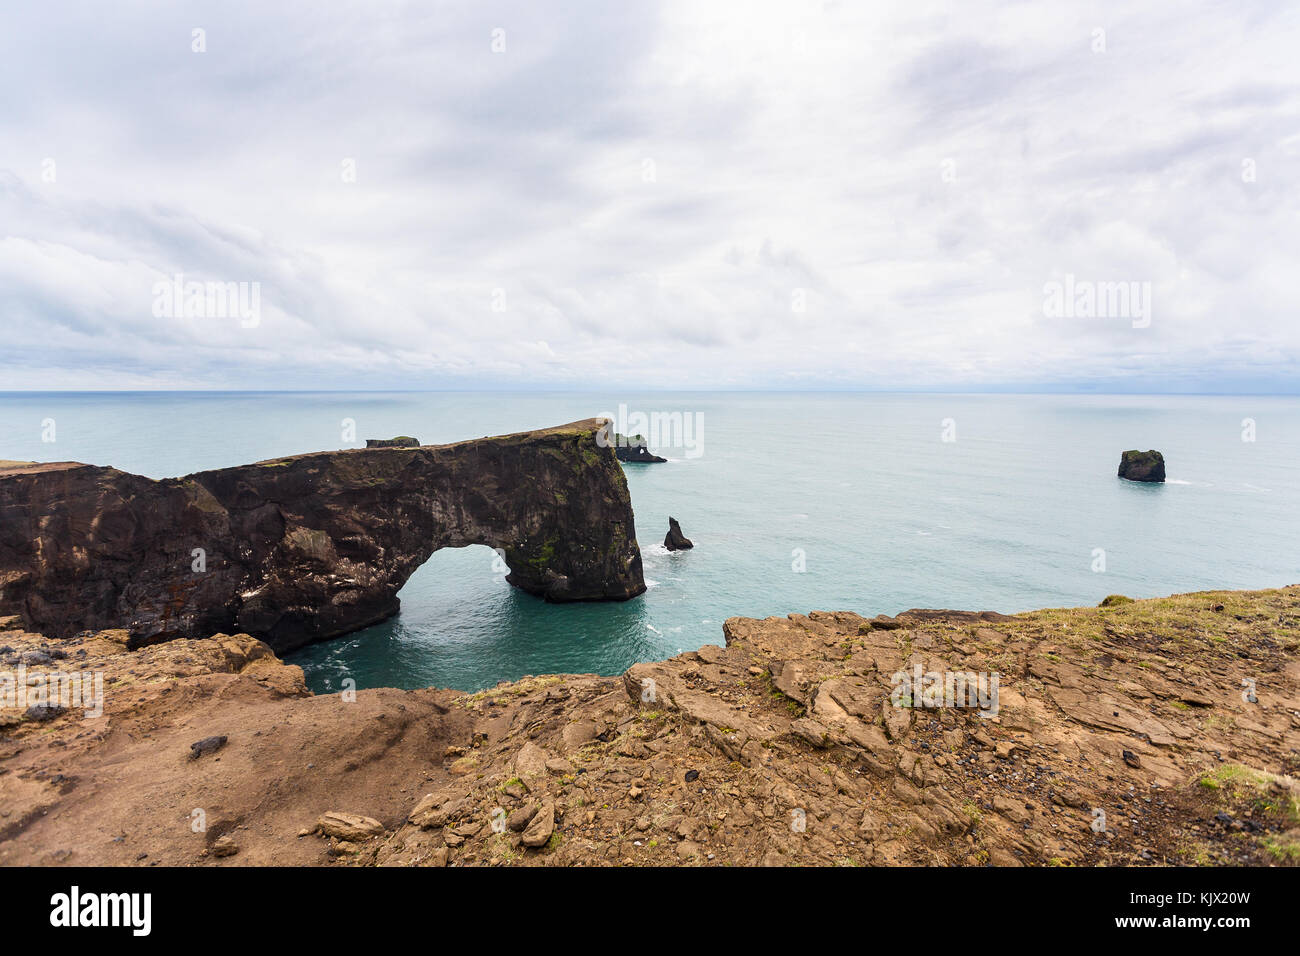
[{"xmin": 2, "ymin": 588, "xmax": 1298, "ymax": 866}]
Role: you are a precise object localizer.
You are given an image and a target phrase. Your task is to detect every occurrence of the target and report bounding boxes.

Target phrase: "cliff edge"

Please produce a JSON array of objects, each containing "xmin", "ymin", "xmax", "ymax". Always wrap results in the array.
[{"xmin": 1, "ymin": 587, "xmax": 1296, "ymax": 866}]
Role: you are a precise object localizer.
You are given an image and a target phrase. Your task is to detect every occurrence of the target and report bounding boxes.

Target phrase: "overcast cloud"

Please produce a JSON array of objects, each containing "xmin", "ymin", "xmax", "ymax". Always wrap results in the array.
[{"xmin": 2, "ymin": 0, "xmax": 1298, "ymax": 391}]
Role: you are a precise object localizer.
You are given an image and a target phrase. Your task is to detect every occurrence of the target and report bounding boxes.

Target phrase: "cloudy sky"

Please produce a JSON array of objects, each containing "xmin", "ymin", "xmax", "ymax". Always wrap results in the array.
[{"xmin": 2, "ymin": 1, "xmax": 1297, "ymax": 391}]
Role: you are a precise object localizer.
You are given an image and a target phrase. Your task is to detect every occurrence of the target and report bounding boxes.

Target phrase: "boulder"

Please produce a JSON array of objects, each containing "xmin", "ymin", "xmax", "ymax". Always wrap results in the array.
[
  {"xmin": 507, "ymin": 802, "xmax": 538, "ymax": 832},
  {"xmin": 24, "ymin": 703, "xmax": 65, "ymax": 722},
  {"xmin": 513, "ymin": 740, "xmax": 550, "ymax": 777},
  {"xmin": 189, "ymin": 735, "xmax": 228, "ymax": 759},
  {"xmin": 316, "ymin": 812, "xmax": 384, "ymax": 841},
  {"xmin": 1118, "ymin": 449, "xmax": 1165, "ymax": 483},
  {"xmin": 520, "ymin": 801, "xmax": 555, "ymax": 848},
  {"xmin": 560, "ymin": 720, "xmax": 600, "ymax": 752},
  {"xmin": 664, "ymin": 516, "xmax": 694, "ymax": 551},
  {"xmin": 409, "ymin": 792, "xmax": 468, "ymax": 829}
]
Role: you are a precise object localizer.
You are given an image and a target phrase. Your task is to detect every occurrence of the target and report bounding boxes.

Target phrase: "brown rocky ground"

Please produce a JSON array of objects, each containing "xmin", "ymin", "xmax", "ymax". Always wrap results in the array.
[{"xmin": 2, "ymin": 587, "xmax": 1298, "ymax": 866}]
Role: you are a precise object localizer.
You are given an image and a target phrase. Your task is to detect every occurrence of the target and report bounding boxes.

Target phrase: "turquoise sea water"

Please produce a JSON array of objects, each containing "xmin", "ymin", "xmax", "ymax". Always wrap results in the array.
[{"xmin": 2, "ymin": 391, "xmax": 1297, "ymax": 693}]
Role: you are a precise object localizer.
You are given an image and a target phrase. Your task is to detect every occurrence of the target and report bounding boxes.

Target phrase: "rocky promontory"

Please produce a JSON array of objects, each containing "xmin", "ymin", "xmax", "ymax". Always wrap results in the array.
[
  {"xmin": 0, "ymin": 419, "xmax": 645, "ymax": 653},
  {"xmin": 3, "ymin": 586, "xmax": 1296, "ymax": 867},
  {"xmin": 1118, "ymin": 449, "xmax": 1166, "ymax": 482}
]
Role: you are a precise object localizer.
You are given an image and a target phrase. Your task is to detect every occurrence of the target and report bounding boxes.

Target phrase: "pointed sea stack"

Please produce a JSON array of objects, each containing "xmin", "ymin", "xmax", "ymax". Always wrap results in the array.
[
  {"xmin": 664, "ymin": 516, "xmax": 694, "ymax": 551},
  {"xmin": 1118, "ymin": 449, "xmax": 1165, "ymax": 483}
]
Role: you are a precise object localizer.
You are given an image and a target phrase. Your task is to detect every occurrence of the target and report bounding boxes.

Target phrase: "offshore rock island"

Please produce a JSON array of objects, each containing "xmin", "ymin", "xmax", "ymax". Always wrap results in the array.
[
  {"xmin": 0, "ymin": 419, "xmax": 645, "ymax": 654},
  {"xmin": 1118, "ymin": 449, "xmax": 1166, "ymax": 483},
  {"xmin": 0, "ymin": 587, "xmax": 1297, "ymax": 866},
  {"xmin": 609, "ymin": 434, "xmax": 667, "ymax": 464}
]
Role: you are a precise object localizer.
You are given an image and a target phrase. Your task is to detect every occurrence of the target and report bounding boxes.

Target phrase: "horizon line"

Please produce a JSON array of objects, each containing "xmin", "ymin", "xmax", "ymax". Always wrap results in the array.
[{"xmin": 1, "ymin": 388, "xmax": 1298, "ymax": 397}]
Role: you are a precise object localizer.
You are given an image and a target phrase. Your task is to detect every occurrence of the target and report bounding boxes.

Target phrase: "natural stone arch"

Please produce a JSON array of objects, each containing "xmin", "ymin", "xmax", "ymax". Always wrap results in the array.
[{"xmin": 0, "ymin": 419, "xmax": 645, "ymax": 653}]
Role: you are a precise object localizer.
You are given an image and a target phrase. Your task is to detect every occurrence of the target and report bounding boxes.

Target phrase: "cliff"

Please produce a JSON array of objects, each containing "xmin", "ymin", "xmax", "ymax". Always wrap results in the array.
[
  {"xmin": 2, "ymin": 587, "xmax": 1296, "ymax": 866},
  {"xmin": 0, "ymin": 419, "xmax": 645, "ymax": 653}
]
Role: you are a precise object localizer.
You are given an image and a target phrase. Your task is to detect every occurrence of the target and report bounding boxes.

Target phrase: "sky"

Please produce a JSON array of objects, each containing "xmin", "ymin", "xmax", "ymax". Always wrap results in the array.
[{"xmin": 1, "ymin": 0, "xmax": 1298, "ymax": 392}]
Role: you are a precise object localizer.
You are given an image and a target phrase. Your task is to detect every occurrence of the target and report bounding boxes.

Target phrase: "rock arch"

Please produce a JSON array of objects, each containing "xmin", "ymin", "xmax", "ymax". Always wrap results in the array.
[{"xmin": 0, "ymin": 419, "xmax": 645, "ymax": 652}]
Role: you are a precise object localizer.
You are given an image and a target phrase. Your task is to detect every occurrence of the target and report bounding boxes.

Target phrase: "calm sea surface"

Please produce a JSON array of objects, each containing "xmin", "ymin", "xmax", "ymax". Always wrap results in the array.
[{"xmin": 2, "ymin": 391, "xmax": 1296, "ymax": 692}]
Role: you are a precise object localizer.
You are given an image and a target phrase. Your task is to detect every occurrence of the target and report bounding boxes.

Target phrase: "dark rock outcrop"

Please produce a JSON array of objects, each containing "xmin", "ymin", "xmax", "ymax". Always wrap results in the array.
[
  {"xmin": 0, "ymin": 419, "xmax": 645, "ymax": 653},
  {"xmin": 365, "ymin": 436, "xmax": 419, "ymax": 448},
  {"xmin": 1118, "ymin": 449, "xmax": 1166, "ymax": 483},
  {"xmin": 611, "ymin": 434, "xmax": 666, "ymax": 464},
  {"xmin": 664, "ymin": 516, "xmax": 693, "ymax": 551}
]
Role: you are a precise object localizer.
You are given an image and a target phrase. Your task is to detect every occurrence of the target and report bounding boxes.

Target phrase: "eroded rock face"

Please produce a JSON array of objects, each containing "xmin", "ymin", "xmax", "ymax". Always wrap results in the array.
[
  {"xmin": 0, "ymin": 419, "xmax": 645, "ymax": 652},
  {"xmin": 1118, "ymin": 449, "xmax": 1165, "ymax": 482}
]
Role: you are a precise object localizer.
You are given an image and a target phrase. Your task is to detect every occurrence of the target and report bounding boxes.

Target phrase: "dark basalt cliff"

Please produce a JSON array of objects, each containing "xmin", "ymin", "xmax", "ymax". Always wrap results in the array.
[{"xmin": 0, "ymin": 419, "xmax": 645, "ymax": 653}]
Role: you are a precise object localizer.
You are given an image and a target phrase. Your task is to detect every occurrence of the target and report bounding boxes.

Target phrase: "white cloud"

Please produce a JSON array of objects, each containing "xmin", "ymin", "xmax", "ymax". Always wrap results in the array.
[{"xmin": 1, "ymin": 0, "xmax": 1297, "ymax": 390}]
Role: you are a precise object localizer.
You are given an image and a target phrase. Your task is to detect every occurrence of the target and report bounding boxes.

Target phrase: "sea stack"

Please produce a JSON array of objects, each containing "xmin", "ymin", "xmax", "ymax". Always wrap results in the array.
[
  {"xmin": 664, "ymin": 516, "xmax": 694, "ymax": 551},
  {"xmin": 1118, "ymin": 449, "xmax": 1165, "ymax": 483},
  {"xmin": 613, "ymin": 434, "xmax": 667, "ymax": 463}
]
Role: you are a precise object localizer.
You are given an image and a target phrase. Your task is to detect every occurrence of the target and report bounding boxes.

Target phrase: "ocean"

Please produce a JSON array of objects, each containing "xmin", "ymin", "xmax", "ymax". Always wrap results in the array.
[{"xmin": 2, "ymin": 391, "xmax": 1296, "ymax": 693}]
